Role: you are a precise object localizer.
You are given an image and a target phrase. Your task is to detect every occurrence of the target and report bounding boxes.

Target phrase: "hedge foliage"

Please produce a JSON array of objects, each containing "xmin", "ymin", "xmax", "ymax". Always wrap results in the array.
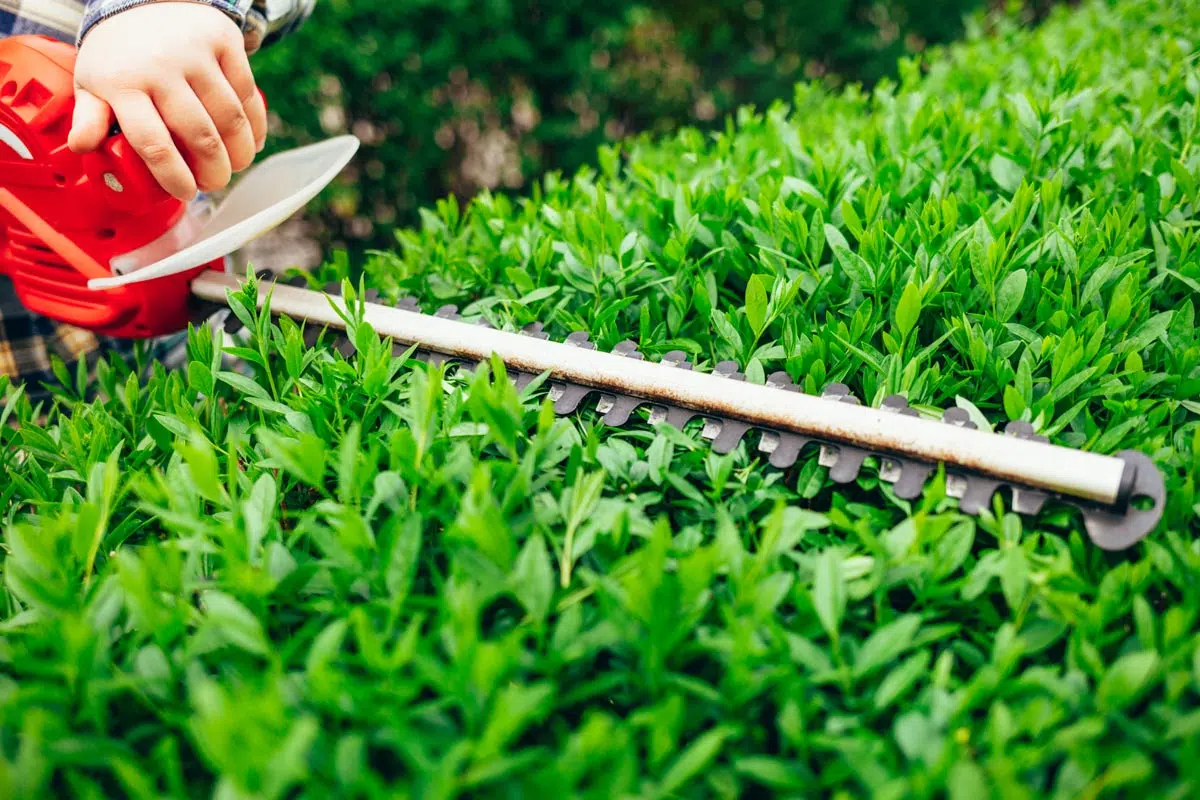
[
  {"xmin": 3, "ymin": 0, "xmax": 1200, "ymax": 796},
  {"xmin": 250, "ymin": 0, "xmax": 1027, "ymax": 255}
]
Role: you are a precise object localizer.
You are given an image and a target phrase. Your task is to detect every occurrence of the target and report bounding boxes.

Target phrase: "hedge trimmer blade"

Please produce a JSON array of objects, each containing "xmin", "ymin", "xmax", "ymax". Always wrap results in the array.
[{"xmin": 197, "ymin": 271, "xmax": 1166, "ymax": 552}]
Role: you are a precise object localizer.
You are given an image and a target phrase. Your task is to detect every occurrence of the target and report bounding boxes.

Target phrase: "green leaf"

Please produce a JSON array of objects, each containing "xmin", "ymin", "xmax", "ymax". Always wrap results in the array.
[
  {"xmin": 216, "ymin": 370, "xmax": 271, "ymax": 402},
  {"xmin": 511, "ymin": 534, "xmax": 554, "ymax": 622},
  {"xmin": 996, "ymin": 269, "xmax": 1028, "ymax": 322},
  {"xmin": 948, "ymin": 760, "xmax": 989, "ymax": 800},
  {"xmin": 812, "ymin": 549, "xmax": 846, "ymax": 641},
  {"xmin": 658, "ymin": 725, "xmax": 738, "ymax": 795},
  {"xmin": 873, "ymin": 651, "xmax": 931, "ymax": 709},
  {"xmin": 176, "ymin": 432, "xmax": 224, "ymax": 503},
  {"xmin": 989, "ymin": 154, "xmax": 1024, "ymax": 193},
  {"xmin": 243, "ymin": 473, "xmax": 277, "ymax": 559},
  {"xmin": 710, "ymin": 309, "xmax": 744, "ymax": 355},
  {"xmin": 188, "ymin": 361, "xmax": 215, "ymax": 397},
  {"xmin": 833, "ymin": 246, "xmax": 874, "ymax": 288},
  {"xmin": 895, "ymin": 280, "xmax": 921, "ymax": 338},
  {"xmin": 745, "ymin": 274, "xmax": 768, "ymax": 338},
  {"xmin": 202, "ymin": 591, "xmax": 269, "ymax": 656},
  {"xmin": 854, "ymin": 614, "xmax": 921, "ymax": 678},
  {"xmin": 1097, "ymin": 651, "xmax": 1160, "ymax": 712}
]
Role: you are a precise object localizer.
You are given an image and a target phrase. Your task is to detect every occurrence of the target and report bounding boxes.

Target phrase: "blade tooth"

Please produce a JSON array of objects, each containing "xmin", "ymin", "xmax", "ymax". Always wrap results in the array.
[
  {"xmin": 1012, "ymin": 488, "xmax": 1050, "ymax": 516},
  {"xmin": 285, "ymin": 275, "xmax": 309, "ymax": 288},
  {"xmin": 592, "ymin": 339, "xmax": 646, "ymax": 422},
  {"xmin": 879, "ymin": 457, "xmax": 903, "ymax": 483},
  {"xmin": 322, "ymin": 281, "xmax": 342, "ymax": 296},
  {"xmin": 764, "ymin": 431, "xmax": 813, "ymax": 469},
  {"xmin": 187, "ymin": 298, "xmax": 227, "ymax": 327},
  {"xmin": 521, "ymin": 321, "xmax": 550, "ymax": 340},
  {"xmin": 565, "ymin": 331, "xmax": 597, "ymax": 350},
  {"xmin": 435, "ymin": 305, "xmax": 461, "ymax": 320},
  {"xmin": 818, "ymin": 444, "xmax": 838, "ymax": 468},
  {"xmin": 711, "ymin": 419, "xmax": 752, "ymax": 454},
  {"xmin": 654, "ymin": 406, "xmax": 696, "ymax": 429},
  {"xmin": 392, "ymin": 341, "xmax": 422, "ymax": 359},
  {"xmin": 713, "ymin": 360, "xmax": 745, "ymax": 382},
  {"xmin": 890, "ymin": 460, "xmax": 936, "ymax": 500},
  {"xmin": 661, "ymin": 350, "xmax": 694, "ymax": 370},
  {"xmin": 942, "ymin": 407, "xmax": 977, "ymax": 429},
  {"xmin": 667, "ymin": 407, "xmax": 696, "ymax": 428},
  {"xmin": 364, "ymin": 288, "xmax": 381, "ymax": 303},
  {"xmin": 1005, "ymin": 420, "xmax": 1049, "ymax": 444},
  {"xmin": 303, "ymin": 326, "xmax": 321, "ymax": 349},
  {"xmin": 946, "ymin": 472, "xmax": 971, "ymax": 499},
  {"xmin": 550, "ymin": 382, "xmax": 594, "ymax": 414},
  {"xmin": 334, "ymin": 335, "xmax": 356, "ymax": 358},
  {"xmin": 700, "ymin": 418, "xmax": 724, "ymax": 441},
  {"xmin": 513, "ymin": 372, "xmax": 537, "ymax": 391},
  {"xmin": 880, "ymin": 394, "xmax": 919, "ymax": 417},
  {"xmin": 958, "ymin": 476, "xmax": 1004, "ymax": 515},
  {"xmin": 611, "ymin": 340, "xmax": 646, "ymax": 360},
  {"xmin": 601, "ymin": 395, "xmax": 646, "ymax": 427},
  {"xmin": 767, "ymin": 371, "xmax": 799, "ymax": 391},
  {"xmin": 395, "ymin": 297, "xmax": 421, "ymax": 313},
  {"xmin": 223, "ymin": 313, "xmax": 245, "ymax": 335},
  {"xmin": 823, "ymin": 382, "xmax": 861, "ymax": 406},
  {"xmin": 425, "ymin": 353, "xmax": 454, "ymax": 367},
  {"xmin": 825, "ymin": 445, "xmax": 871, "ymax": 484}
]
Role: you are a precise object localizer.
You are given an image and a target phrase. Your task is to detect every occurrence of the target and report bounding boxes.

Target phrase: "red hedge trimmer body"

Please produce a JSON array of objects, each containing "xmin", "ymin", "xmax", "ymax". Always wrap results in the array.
[
  {"xmin": 0, "ymin": 35, "xmax": 1168, "ymax": 551},
  {"xmin": 0, "ymin": 35, "xmax": 222, "ymax": 338}
]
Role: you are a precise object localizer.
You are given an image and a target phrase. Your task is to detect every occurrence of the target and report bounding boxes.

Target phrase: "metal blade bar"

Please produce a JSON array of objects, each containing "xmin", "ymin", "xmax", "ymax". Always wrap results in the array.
[{"xmin": 191, "ymin": 271, "xmax": 1166, "ymax": 549}]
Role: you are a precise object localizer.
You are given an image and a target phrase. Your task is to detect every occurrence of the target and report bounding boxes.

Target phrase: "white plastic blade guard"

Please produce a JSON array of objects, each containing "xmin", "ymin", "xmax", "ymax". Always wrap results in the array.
[{"xmin": 88, "ymin": 134, "xmax": 360, "ymax": 289}]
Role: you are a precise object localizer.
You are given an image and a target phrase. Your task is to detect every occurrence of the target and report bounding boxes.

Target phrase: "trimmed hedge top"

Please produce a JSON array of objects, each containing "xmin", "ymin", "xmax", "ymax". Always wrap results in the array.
[{"xmin": 3, "ymin": 0, "xmax": 1200, "ymax": 797}]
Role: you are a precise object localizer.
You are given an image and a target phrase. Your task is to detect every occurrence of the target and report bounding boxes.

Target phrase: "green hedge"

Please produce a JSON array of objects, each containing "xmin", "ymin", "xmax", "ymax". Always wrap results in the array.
[
  {"xmin": 3, "ymin": 0, "xmax": 1200, "ymax": 796},
  {"xmin": 251, "ymin": 0, "xmax": 1014, "ymax": 256}
]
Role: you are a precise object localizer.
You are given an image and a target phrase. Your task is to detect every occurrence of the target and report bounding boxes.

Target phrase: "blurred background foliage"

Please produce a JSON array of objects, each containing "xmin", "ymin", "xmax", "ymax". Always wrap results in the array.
[{"xmin": 250, "ymin": 0, "xmax": 1067, "ymax": 264}]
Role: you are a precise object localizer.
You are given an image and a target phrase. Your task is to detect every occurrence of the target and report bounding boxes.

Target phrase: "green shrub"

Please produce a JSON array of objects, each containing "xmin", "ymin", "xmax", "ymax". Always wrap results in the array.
[
  {"xmin": 252, "ymin": 0, "xmax": 1009, "ymax": 257},
  {"xmin": 3, "ymin": 0, "xmax": 1200, "ymax": 796}
]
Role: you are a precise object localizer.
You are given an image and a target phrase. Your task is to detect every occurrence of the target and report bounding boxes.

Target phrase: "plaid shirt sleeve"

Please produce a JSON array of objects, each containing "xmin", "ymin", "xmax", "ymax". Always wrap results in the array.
[{"xmin": 79, "ymin": 0, "xmax": 316, "ymax": 53}]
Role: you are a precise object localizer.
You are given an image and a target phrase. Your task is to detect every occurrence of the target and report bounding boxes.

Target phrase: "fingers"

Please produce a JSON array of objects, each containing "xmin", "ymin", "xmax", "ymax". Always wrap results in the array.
[
  {"xmin": 150, "ymin": 79, "xmax": 232, "ymax": 193},
  {"xmin": 218, "ymin": 46, "xmax": 267, "ymax": 152},
  {"xmin": 110, "ymin": 92, "xmax": 197, "ymax": 200},
  {"xmin": 188, "ymin": 62, "xmax": 256, "ymax": 172},
  {"xmin": 67, "ymin": 88, "xmax": 114, "ymax": 153}
]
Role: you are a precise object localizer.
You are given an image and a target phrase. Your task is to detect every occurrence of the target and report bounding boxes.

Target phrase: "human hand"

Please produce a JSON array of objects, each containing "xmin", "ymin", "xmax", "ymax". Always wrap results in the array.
[{"xmin": 68, "ymin": 2, "xmax": 267, "ymax": 201}]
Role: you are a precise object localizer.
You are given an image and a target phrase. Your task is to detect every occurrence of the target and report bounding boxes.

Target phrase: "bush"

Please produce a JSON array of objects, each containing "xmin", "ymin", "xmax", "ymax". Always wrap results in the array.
[
  {"xmin": 251, "ymin": 0, "xmax": 1021, "ymax": 258},
  {"xmin": 3, "ymin": 0, "xmax": 1200, "ymax": 796}
]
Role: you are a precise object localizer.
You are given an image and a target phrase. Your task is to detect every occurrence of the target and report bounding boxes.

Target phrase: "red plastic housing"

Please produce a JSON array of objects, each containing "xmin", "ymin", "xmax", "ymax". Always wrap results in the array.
[{"xmin": 0, "ymin": 35, "xmax": 223, "ymax": 338}]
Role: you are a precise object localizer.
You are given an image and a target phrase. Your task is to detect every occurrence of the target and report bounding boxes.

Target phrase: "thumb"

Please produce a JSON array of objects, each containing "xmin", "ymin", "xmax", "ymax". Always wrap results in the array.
[{"xmin": 68, "ymin": 88, "xmax": 114, "ymax": 153}]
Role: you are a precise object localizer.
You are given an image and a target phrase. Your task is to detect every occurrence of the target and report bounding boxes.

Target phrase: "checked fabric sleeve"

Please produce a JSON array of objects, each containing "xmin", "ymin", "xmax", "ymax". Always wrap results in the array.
[{"xmin": 78, "ymin": 0, "xmax": 316, "ymax": 53}]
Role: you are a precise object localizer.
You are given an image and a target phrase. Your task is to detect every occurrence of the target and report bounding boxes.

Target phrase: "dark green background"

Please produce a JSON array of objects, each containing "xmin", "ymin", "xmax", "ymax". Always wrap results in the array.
[{"xmin": 251, "ymin": 0, "xmax": 1065, "ymax": 259}]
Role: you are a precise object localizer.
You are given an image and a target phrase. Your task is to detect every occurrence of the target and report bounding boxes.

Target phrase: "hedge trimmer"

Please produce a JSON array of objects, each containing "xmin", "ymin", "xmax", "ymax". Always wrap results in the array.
[{"xmin": 0, "ymin": 35, "xmax": 1166, "ymax": 550}]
